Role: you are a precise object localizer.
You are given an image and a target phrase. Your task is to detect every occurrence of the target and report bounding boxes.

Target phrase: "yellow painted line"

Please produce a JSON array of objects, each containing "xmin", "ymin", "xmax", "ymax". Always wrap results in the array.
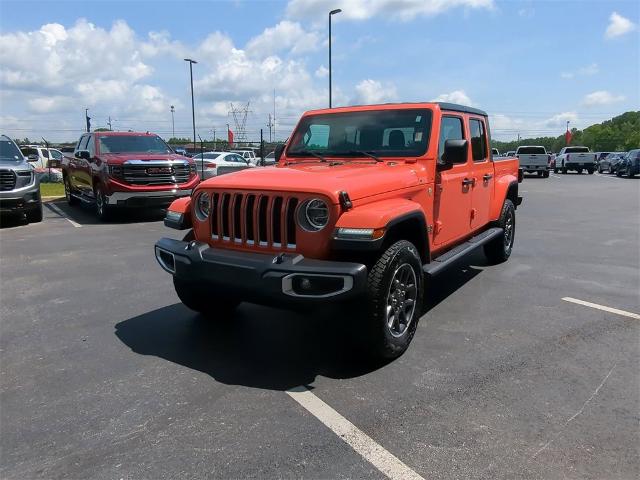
[
  {"xmin": 562, "ymin": 297, "xmax": 640, "ymax": 320},
  {"xmin": 287, "ymin": 386, "xmax": 424, "ymax": 480}
]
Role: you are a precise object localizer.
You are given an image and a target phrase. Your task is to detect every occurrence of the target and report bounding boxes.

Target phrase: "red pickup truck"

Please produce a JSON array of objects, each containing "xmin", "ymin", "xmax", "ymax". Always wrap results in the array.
[
  {"xmin": 62, "ymin": 131, "xmax": 198, "ymax": 220},
  {"xmin": 155, "ymin": 102, "xmax": 523, "ymax": 358}
]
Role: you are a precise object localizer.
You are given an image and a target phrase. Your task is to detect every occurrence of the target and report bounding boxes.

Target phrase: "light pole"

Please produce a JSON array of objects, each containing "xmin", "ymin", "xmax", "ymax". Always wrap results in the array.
[
  {"xmin": 184, "ymin": 58, "xmax": 197, "ymax": 150},
  {"xmin": 170, "ymin": 105, "xmax": 175, "ymax": 139},
  {"xmin": 329, "ymin": 8, "xmax": 341, "ymax": 108}
]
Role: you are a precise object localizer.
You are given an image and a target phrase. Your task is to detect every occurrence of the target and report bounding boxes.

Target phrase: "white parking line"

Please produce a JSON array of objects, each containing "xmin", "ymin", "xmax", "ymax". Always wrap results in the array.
[
  {"xmin": 287, "ymin": 386, "xmax": 424, "ymax": 480},
  {"xmin": 46, "ymin": 203, "xmax": 82, "ymax": 228},
  {"xmin": 562, "ymin": 297, "xmax": 640, "ymax": 320}
]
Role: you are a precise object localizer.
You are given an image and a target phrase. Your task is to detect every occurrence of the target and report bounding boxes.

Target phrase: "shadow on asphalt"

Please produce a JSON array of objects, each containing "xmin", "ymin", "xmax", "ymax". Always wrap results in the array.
[
  {"xmin": 114, "ymin": 252, "xmax": 486, "ymax": 391},
  {"xmin": 0, "ymin": 213, "xmax": 29, "ymax": 229},
  {"xmin": 50, "ymin": 201, "xmax": 166, "ymax": 225}
]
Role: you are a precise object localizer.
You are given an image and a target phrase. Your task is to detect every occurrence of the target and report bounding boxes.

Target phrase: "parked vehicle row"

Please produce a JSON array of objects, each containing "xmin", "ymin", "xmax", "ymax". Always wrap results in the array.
[{"xmin": 597, "ymin": 150, "xmax": 639, "ymax": 177}]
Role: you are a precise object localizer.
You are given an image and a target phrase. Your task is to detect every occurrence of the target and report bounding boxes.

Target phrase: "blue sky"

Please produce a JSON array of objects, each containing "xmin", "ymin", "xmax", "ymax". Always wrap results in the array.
[{"xmin": 0, "ymin": 0, "xmax": 638, "ymax": 142}]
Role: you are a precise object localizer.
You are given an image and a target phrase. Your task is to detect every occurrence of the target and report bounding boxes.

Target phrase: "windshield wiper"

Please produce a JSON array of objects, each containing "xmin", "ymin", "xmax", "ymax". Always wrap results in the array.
[
  {"xmin": 286, "ymin": 149, "xmax": 327, "ymax": 163},
  {"xmin": 345, "ymin": 150, "xmax": 383, "ymax": 162}
]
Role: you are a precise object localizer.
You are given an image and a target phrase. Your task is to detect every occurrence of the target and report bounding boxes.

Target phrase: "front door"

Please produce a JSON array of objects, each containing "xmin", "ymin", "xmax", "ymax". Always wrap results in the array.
[
  {"xmin": 433, "ymin": 115, "xmax": 473, "ymax": 246},
  {"xmin": 468, "ymin": 117, "xmax": 493, "ymax": 230}
]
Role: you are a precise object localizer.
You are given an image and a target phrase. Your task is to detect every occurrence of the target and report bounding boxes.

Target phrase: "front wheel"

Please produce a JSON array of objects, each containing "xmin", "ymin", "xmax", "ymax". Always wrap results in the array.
[
  {"xmin": 616, "ymin": 168, "xmax": 623, "ymax": 177},
  {"xmin": 484, "ymin": 199, "xmax": 515, "ymax": 264},
  {"xmin": 588, "ymin": 168, "xmax": 594, "ymax": 175},
  {"xmin": 173, "ymin": 277, "xmax": 239, "ymax": 319},
  {"xmin": 364, "ymin": 240, "xmax": 424, "ymax": 359},
  {"xmin": 94, "ymin": 185, "xmax": 112, "ymax": 221},
  {"xmin": 26, "ymin": 203, "xmax": 43, "ymax": 223}
]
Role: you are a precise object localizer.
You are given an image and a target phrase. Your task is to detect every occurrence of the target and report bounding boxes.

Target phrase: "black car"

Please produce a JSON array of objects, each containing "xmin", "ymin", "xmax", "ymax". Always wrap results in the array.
[
  {"xmin": 603, "ymin": 152, "xmax": 626, "ymax": 174},
  {"xmin": 616, "ymin": 149, "xmax": 639, "ymax": 178}
]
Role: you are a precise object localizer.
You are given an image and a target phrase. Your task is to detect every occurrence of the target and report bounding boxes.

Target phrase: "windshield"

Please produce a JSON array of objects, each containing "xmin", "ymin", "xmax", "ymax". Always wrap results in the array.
[
  {"xmin": 0, "ymin": 137, "xmax": 23, "ymax": 162},
  {"xmin": 98, "ymin": 135, "xmax": 172, "ymax": 154},
  {"xmin": 287, "ymin": 109, "xmax": 432, "ymax": 159},
  {"xmin": 517, "ymin": 147, "xmax": 546, "ymax": 154},
  {"xmin": 565, "ymin": 147, "xmax": 589, "ymax": 153}
]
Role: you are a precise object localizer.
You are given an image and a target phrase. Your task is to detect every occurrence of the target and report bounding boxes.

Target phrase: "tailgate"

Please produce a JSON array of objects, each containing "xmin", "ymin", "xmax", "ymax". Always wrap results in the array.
[{"xmin": 518, "ymin": 154, "xmax": 548, "ymax": 166}]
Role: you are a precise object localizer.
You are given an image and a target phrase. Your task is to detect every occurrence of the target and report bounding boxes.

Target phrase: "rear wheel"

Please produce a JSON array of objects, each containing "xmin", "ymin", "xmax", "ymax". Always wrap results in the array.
[
  {"xmin": 363, "ymin": 240, "xmax": 424, "ymax": 359},
  {"xmin": 588, "ymin": 168, "xmax": 594, "ymax": 174},
  {"xmin": 562, "ymin": 167, "xmax": 568, "ymax": 174},
  {"xmin": 173, "ymin": 277, "xmax": 239, "ymax": 319},
  {"xmin": 484, "ymin": 199, "xmax": 515, "ymax": 264},
  {"xmin": 64, "ymin": 176, "xmax": 78, "ymax": 206},
  {"xmin": 542, "ymin": 171, "xmax": 549, "ymax": 178},
  {"xmin": 616, "ymin": 168, "xmax": 623, "ymax": 177}
]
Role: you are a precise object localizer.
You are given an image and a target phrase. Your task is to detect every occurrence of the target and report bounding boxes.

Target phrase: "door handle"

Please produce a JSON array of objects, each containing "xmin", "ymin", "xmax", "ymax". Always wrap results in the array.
[
  {"xmin": 462, "ymin": 178, "xmax": 476, "ymax": 187},
  {"xmin": 483, "ymin": 174, "xmax": 493, "ymax": 181}
]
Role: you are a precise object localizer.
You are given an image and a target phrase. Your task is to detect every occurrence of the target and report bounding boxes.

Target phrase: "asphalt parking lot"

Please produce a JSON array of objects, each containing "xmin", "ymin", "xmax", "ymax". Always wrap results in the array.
[{"xmin": 1, "ymin": 173, "xmax": 638, "ymax": 479}]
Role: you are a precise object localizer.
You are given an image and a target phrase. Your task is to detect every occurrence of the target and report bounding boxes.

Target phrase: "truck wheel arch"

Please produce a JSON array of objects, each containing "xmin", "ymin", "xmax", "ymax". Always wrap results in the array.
[{"xmin": 490, "ymin": 179, "xmax": 519, "ymax": 221}]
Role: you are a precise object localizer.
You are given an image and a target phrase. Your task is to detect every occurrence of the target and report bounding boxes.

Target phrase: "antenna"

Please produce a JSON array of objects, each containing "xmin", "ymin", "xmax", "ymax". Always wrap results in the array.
[{"xmin": 229, "ymin": 101, "xmax": 251, "ymax": 144}]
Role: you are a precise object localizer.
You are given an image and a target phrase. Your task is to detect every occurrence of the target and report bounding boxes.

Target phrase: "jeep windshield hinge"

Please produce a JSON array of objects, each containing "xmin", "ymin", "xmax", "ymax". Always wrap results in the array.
[{"xmin": 339, "ymin": 191, "xmax": 352, "ymax": 210}]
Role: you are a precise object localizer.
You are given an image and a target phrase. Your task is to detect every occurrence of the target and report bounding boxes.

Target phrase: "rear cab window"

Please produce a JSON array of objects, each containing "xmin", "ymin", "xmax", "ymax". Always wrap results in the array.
[
  {"xmin": 469, "ymin": 118, "xmax": 488, "ymax": 162},
  {"xmin": 565, "ymin": 147, "xmax": 589, "ymax": 153},
  {"xmin": 517, "ymin": 147, "xmax": 546, "ymax": 155}
]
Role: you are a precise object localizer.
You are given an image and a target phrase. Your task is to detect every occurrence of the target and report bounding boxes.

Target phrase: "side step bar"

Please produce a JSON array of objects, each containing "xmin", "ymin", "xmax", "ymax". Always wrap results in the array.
[{"xmin": 423, "ymin": 227, "xmax": 503, "ymax": 277}]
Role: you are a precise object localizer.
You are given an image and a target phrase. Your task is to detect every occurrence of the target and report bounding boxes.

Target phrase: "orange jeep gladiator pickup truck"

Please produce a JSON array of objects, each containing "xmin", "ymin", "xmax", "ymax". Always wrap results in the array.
[{"xmin": 155, "ymin": 102, "xmax": 523, "ymax": 358}]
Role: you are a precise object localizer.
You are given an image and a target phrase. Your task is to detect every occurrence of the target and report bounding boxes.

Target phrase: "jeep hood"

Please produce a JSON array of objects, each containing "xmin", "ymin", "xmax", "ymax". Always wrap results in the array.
[{"xmin": 199, "ymin": 162, "xmax": 420, "ymax": 203}]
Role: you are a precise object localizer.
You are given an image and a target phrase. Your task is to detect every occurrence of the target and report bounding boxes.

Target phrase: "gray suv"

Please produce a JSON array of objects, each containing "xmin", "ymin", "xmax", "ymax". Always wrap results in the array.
[{"xmin": 0, "ymin": 135, "xmax": 42, "ymax": 223}]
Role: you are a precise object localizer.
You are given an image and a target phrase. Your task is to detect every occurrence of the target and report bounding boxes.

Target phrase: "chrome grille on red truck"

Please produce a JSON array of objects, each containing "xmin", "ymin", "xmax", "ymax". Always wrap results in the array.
[
  {"xmin": 122, "ymin": 161, "xmax": 191, "ymax": 186},
  {"xmin": 0, "ymin": 170, "xmax": 16, "ymax": 191},
  {"xmin": 210, "ymin": 192, "xmax": 298, "ymax": 249}
]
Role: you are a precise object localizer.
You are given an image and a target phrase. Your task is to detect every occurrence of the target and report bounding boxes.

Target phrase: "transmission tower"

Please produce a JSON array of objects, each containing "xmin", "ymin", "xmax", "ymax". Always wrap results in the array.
[{"xmin": 229, "ymin": 102, "xmax": 251, "ymax": 144}]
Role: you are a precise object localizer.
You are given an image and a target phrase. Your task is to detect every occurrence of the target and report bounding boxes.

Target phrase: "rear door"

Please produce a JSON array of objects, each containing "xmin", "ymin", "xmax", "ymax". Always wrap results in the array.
[
  {"xmin": 433, "ymin": 114, "xmax": 473, "ymax": 246},
  {"xmin": 467, "ymin": 117, "xmax": 493, "ymax": 230},
  {"xmin": 70, "ymin": 135, "xmax": 88, "ymax": 191}
]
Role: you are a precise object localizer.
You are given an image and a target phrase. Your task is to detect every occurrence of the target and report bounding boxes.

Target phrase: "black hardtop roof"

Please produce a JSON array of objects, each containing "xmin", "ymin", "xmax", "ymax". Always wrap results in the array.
[{"xmin": 436, "ymin": 102, "xmax": 487, "ymax": 116}]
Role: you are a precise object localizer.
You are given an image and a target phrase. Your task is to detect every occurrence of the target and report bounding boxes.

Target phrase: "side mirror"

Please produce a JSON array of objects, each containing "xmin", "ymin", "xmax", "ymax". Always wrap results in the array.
[
  {"xmin": 440, "ymin": 139, "xmax": 468, "ymax": 167},
  {"xmin": 77, "ymin": 150, "xmax": 91, "ymax": 160},
  {"xmin": 27, "ymin": 154, "xmax": 39, "ymax": 162},
  {"xmin": 274, "ymin": 144, "xmax": 285, "ymax": 162}
]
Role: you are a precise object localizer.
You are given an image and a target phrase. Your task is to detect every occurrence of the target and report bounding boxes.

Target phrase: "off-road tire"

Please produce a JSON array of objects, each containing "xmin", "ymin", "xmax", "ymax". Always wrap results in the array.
[
  {"xmin": 64, "ymin": 176, "xmax": 79, "ymax": 206},
  {"xmin": 363, "ymin": 240, "xmax": 424, "ymax": 359},
  {"xmin": 484, "ymin": 199, "xmax": 516, "ymax": 264},
  {"xmin": 26, "ymin": 203, "xmax": 43, "ymax": 223},
  {"xmin": 94, "ymin": 184, "xmax": 112, "ymax": 221},
  {"xmin": 173, "ymin": 277, "xmax": 239, "ymax": 319}
]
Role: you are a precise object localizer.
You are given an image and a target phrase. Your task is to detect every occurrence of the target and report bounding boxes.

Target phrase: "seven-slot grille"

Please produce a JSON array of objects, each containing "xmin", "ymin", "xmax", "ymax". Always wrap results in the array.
[
  {"xmin": 0, "ymin": 169, "xmax": 16, "ymax": 191},
  {"xmin": 123, "ymin": 162, "xmax": 191, "ymax": 186},
  {"xmin": 210, "ymin": 192, "xmax": 299, "ymax": 249}
]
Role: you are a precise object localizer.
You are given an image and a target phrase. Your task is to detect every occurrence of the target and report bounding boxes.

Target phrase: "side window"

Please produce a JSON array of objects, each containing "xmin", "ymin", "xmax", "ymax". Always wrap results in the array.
[
  {"xmin": 469, "ymin": 119, "xmax": 487, "ymax": 161},
  {"xmin": 40, "ymin": 148, "xmax": 50, "ymax": 158},
  {"xmin": 86, "ymin": 135, "xmax": 95, "ymax": 157},
  {"xmin": 78, "ymin": 135, "xmax": 89, "ymax": 151},
  {"xmin": 438, "ymin": 116, "xmax": 465, "ymax": 163}
]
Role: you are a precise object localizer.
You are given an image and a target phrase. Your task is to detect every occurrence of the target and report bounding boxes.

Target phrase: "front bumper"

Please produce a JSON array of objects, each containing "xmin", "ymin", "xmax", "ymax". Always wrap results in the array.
[
  {"xmin": 106, "ymin": 189, "xmax": 192, "ymax": 208},
  {"xmin": 154, "ymin": 237, "xmax": 367, "ymax": 306},
  {"xmin": 0, "ymin": 184, "xmax": 41, "ymax": 214}
]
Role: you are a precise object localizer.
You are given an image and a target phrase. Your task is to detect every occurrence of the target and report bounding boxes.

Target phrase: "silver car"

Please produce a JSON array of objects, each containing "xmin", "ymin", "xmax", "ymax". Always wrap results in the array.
[{"xmin": 0, "ymin": 135, "xmax": 42, "ymax": 223}]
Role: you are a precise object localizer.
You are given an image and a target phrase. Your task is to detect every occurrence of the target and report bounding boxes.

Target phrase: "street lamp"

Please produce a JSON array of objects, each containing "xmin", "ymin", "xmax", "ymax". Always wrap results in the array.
[
  {"xmin": 329, "ymin": 8, "xmax": 341, "ymax": 108},
  {"xmin": 184, "ymin": 58, "xmax": 198, "ymax": 150},
  {"xmin": 170, "ymin": 105, "xmax": 175, "ymax": 139}
]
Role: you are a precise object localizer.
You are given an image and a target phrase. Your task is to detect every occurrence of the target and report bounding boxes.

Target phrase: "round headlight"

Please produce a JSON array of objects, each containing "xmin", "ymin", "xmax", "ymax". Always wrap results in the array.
[
  {"xmin": 300, "ymin": 198, "xmax": 329, "ymax": 231},
  {"xmin": 195, "ymin": 192, "xmax": 210, "ymax": 221}
]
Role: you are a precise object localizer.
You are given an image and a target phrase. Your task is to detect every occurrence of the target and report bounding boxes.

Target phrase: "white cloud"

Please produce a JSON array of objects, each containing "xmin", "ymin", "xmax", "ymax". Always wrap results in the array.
[
  {"xmin": 582, "ymin": 90, "xmax": 625, "ymax": 107},
  {"xmin": 560, "ymin": 63, "xmax": 599, "ymax": 79},
  {"xmin": 432, "ymin": 90, "xmax": 474, "ymax": 105},
  {"xmin": 286, "ymin": 0, "xmax": 494, "ymax": 22},
  {"xmin": 518, "ymin": 7, "xmax": 534, "ymax": 18},
  {"xmin": 354, "ymin": 79, "xmax": 397, "ymax": 104},
  {"xmin": 27, "ymin": 95, "xmax": 75, "ymax": 113},
  {"xmin": 605, "ymin": 12, "xmax": 636, "ymax": 38},
  {"xmin": 315, "ymin": 65, "xmax": 329, "ymax": 78},
  {"xmin": 245, "ymin": 21, "xmax": 321, "ymax": 57},
  {"xmin": 544, "ymin": 112, "xmax": 579, "ymax": 128}
]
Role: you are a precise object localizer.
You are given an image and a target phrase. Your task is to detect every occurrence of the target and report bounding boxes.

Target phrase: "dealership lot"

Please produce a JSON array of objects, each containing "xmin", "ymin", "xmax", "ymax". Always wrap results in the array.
[{"xmin": 1, "ymin": 174, "xmax": 638, "ymax": 479}]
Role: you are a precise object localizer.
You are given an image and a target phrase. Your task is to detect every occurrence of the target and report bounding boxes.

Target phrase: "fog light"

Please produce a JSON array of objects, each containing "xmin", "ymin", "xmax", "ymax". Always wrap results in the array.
[{"xmin": 300, "ymin": 277, "xmax": 312, "ymax": 290}]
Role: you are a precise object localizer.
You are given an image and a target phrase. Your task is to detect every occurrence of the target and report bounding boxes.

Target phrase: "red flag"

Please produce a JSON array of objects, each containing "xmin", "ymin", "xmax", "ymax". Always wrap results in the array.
[
  {"xmin": 565, "ymin": 129, "xmax": 572, "ymax": 146},
  {"xmin": 227, "ymin": 129, "xmax": 234, "ymax": 144}
]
